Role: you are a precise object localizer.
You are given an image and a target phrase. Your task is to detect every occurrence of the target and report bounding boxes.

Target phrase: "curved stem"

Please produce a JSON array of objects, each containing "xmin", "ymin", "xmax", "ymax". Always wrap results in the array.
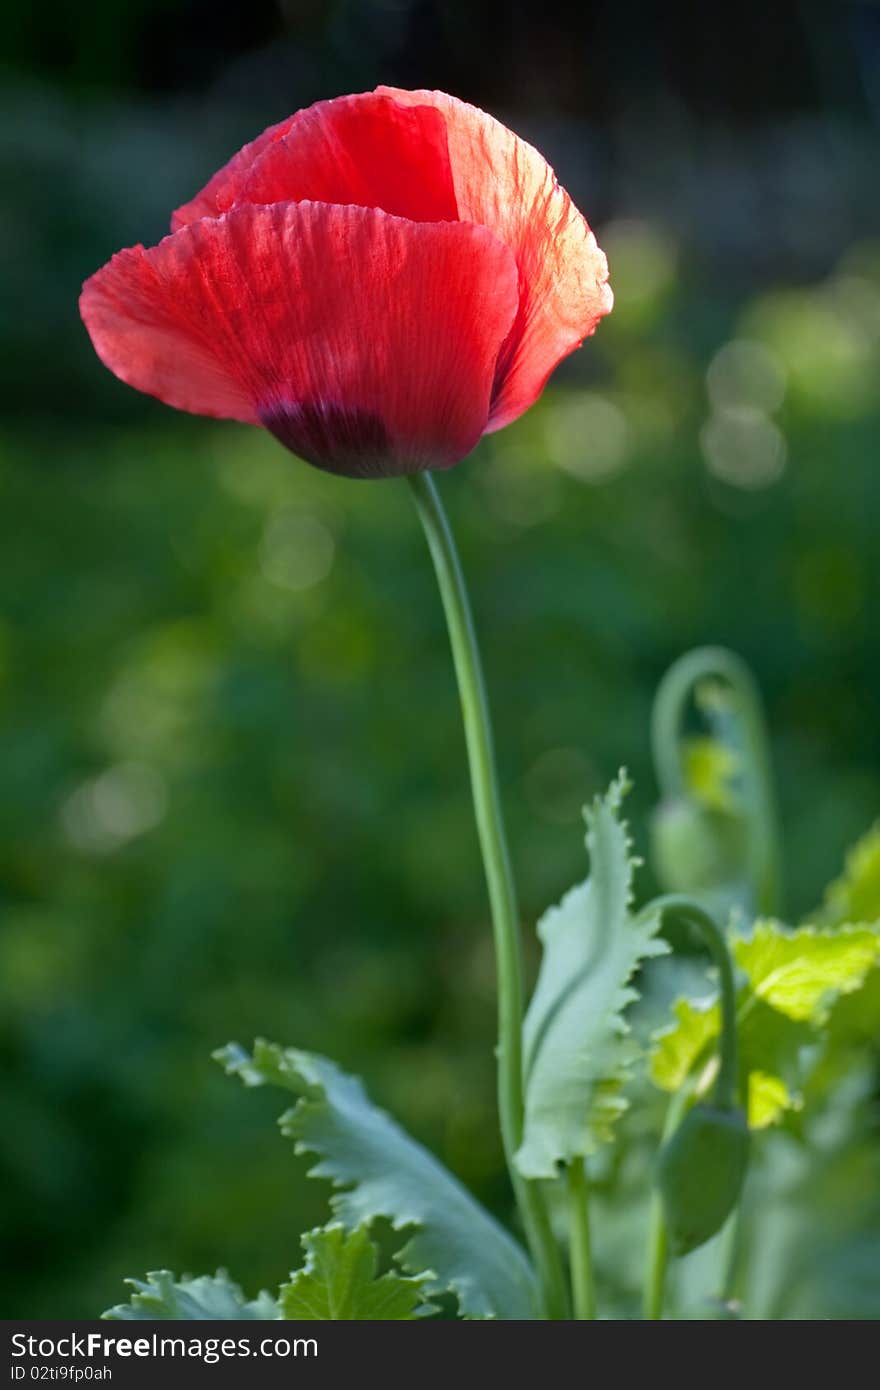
[
  {"xmin": 651, "ymin": 646, "xmax": 782, "ymax": 917},
  {"xmin": 643, "ymin": 1082, "xmax": 693, "ymax": 1319},
  {"xmin": 568, "ymin": 1160, "xmax": 597, "ymax": 1319},
  {"xmin": 406, "ymin": 472, "xmax": 568, "ymax": 1320},
  {"xmin": 651, "ymin": 895, "xmax": 740, "ymax": 1108}
]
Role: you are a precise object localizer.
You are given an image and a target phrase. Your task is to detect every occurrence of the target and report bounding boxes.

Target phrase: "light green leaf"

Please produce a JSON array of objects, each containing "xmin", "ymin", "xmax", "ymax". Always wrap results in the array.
[
  {"xmin": 818, "ymin": 823, "xmax": 880, "ymax": 926},
  {"xmin": 516, "ymin": 774, "xmax": 668, "ymax": 1179},
  {"xmin": 280, "ymin": 1224, "xmax": 429, "ymax": 1320},
  {"xmin": 735, "ymin": 921, "xmax": 880, "ymax": 1023},
  {"xmin": 650, "ymin": 922, "xmax": 880, "ymax": 1130},
  {"xmin": 217, "ymin": 1040, "xmax": 539, "ymax": 1320},
  {"xmin": 651, "ymin": 991, "xmax": 813, "ymax": 1129},
  {"xmin": 748, "ymin": 1070, "xmax": 799, "ymax": 1129},
  {"xmin": 650, "ymin": 997, "xmax": 720, "ymax": 1092},
  {"xmin": 103, "ymin": 1271, "xmax": 278, "ymax": 1320}
]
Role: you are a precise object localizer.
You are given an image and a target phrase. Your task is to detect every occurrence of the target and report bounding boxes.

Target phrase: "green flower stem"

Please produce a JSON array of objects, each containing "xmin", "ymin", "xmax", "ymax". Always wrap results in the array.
[
  {"xmin": 567, "ymin": 1160, "xmax": 596, "ymax": 1319},
  {"xmin": 406, "ymin": 472, "xmax": 568, "ymax": 1321},
  {"xmin": 652, "ymin": 895, "xmax": 740, "ymax": 1109},
  {"xmin": 643, "ymin": 1082, "xmax": 693, "ymax": 1320},
  {"xmin": 651, "ymin": 646, "xmax": 782, "ymax": 916}
]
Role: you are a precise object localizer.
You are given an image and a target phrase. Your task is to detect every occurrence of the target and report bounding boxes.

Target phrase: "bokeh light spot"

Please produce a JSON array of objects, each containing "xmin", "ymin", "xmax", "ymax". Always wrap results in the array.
[
  {"xmin": 546, "ymin": 392, "xmax": 630, "ymax": 483},
  {"xmin": 700, "ymin": 409, "xmax": 787, "ymax": 489},
  {"xmin": 707, "ymin": 339, "xmax": 786, "ymax": 415},
  {"xmin": 259, "ymin": 509, "xmax": 335, "ymax": 592},
  {"xmin": 61, "ymin": 762, "xmax": 167, "ymax": 853}
]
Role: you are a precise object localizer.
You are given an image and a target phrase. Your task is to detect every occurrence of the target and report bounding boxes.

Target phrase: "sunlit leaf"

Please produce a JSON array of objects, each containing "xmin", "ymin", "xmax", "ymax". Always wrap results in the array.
[
  {"xmin": 515, "ymin": 774, "xmax": 668, "ymax": 1179},
  {"xmin": 651, "ymin": 981, "xmax": 813, "ymax": 1129},
  {"xmin": 735, "ymin": 922, "xmax": 880, "ymax": 1023},
  {"xmin": 650, "ymin": 997, "xmax": 720, "ymax": 1092},
  {"xmin": 216, "ymin": 1040, "xmax": 539, "ymax": 1320},
  {"xmin": 748, "ymin": 1070, "xmax": 799, "ymax": 1129}
]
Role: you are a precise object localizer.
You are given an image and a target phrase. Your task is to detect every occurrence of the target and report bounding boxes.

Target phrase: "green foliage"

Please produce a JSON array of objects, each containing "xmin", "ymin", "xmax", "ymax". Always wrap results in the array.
[
  {"xmin": 651, "ymin": 920, "xmax": 880, "ymax": 1128},
  {"xmin": 804, "ymin": 830, "xmax": 880, "ymax": 1074},
  {"xmin": 216, "ymin": 1040, "xmax": 540, "ymax": 1320},
  {"xmin": 280, "ymin": 1225, "xmax": 429, "ymax": 1320},
  {"xmin": 734, "ymin": 1078, "xmax": 880, "ymax": 1320},
  {"xmin": 817, "ymin": 823, "xmax": 880, "ymax": 927},
  {"xmin": 747, "ymin": 1071, "xmax": 795, "ymax": 1130},
  {"xmin": 516, "ymin": 775, "xmax": 668, "ymax": 1179},
  {"xmin": 735, "ymin": 922, "xmax": 880, "ymax": 1022},
  {"xmin": 103, "ymin": 1227, "xmax": 428, "ymax": 1321},
  {"xmin": 104, "ymin": 1271, "xmax": 278, "ymax": 1320},
  {"xmin": 651, "ymin": 997, "xmax": 720, "ymax": 1094},
  {"xmin": 737, "ymin": 1002, "xmax": 812, "ymax": 1127}
]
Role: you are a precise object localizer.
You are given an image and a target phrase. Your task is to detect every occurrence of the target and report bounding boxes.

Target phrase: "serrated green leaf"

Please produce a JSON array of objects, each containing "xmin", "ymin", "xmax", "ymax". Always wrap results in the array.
[
  {"xmin": 650, "ymin": 997, "xmax": 720, "ymax": 1092},
  {"xmin": 735, "ymin": 922, "xmax": 880, "ymax": 1023},
  {"xmin": 515, "ymin": 774, "xmax": 668, "ymax": 1179},
  {"xmin": 216, "ymin": 1040, "xmax": 539, "ymax": 1320},
  {"xmin": 279, "ymin": 1224, "xmax": 428, "ymax": 1320},
  {"xmin": 818, "ymin": 823, "xmax": 880, "ymax": 926},
  {"xmin": 103, "ymin": 1271, "xmax": 278, "ymax": 1320}
]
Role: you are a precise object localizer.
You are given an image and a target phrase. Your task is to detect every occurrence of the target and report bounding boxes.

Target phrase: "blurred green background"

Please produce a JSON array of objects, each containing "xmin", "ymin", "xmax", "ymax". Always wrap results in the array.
[{"xmin": 2, "ymin": 1, "xmax": 880, "ymax": 1317}]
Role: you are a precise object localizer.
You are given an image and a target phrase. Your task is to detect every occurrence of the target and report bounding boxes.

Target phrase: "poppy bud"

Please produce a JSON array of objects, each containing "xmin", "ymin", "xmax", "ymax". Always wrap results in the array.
[
  {"xmin": 655, "ymin": 1103, "xmax": 750, "ymax": 1256},
  {"xmin": 650, "ymin": 797, "xmax": 747, "ymax": 897}
]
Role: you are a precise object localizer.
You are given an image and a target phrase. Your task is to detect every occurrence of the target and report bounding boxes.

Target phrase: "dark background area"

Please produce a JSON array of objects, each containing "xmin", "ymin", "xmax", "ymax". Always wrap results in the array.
[{"xmin": 2, "ymin": 1, "xmax": 879, "ymax": 1317}]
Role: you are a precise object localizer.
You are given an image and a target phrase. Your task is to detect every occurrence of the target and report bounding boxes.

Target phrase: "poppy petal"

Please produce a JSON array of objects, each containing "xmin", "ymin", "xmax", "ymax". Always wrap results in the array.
[
  {"xmin": 79, "ymin": 241, "xmax": 258, "ymax": 424},
  {"xmin": 377, "ymin": 87, "xmax": 612, "ymax": 431},
  {"xmin": 238, "ymin": 92, "xmax": 458, "ymax": 223},
  {"xmin": 80, "ymin": 201, "xmax": 519, "ymax": 477},
  {"xmin": 171, "ymin": 112, "xmax": 299, "ymax": 231},
  {"xmin": 172, "ymin": 92, "xmax": 457, "ymax": 231}
]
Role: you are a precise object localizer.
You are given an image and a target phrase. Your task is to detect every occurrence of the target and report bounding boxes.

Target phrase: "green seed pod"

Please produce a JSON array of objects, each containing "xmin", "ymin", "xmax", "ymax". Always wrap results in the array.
[
  {"xmin": 650, "ymin": 797, "xmax": 748, "ymax": 896},
  {"xmin": 655, "ymin": 1103, "xmax": 750, "ymax": 1256}
]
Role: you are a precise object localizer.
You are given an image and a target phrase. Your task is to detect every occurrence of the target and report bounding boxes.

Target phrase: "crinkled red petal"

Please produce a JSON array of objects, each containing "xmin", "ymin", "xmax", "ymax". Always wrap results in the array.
[
  {"xmin": 80, "ymin": 201, "xmax": 519, "ymax": 477},
  {"xmin": 377, "ymin": 87, "xmax": 613, "ymax": 431},
  {"xmin": 238, "ymin": 92, "xmax": 458, "ymax": 222},
  {"xmin": 172, "ymin": 92, "xmax": 457, "ymax": 230}
]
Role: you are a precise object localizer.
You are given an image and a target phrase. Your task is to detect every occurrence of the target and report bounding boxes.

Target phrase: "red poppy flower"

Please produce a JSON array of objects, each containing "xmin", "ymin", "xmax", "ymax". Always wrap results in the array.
[{"xmin": 80, "ymin": 89, "xmax": 612, "ymax": 479}]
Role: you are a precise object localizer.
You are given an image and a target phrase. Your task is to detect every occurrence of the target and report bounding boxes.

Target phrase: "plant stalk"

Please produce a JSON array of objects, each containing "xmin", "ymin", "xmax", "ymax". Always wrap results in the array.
[
  {"xmin": 407, "ymin": 471, "xmax": 568, "ymax": 1320},
  {"xmin": 568, "ymin": 1160, "xmax": 597, "ymax": 1319},
  {"xmin": 643, "ymin": 1081, "xmax": 694, "ymax": 1319}
]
